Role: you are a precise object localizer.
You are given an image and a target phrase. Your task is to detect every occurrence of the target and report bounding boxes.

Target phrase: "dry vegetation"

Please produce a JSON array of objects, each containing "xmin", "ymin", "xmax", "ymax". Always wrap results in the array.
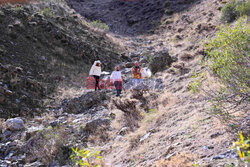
[{"xmin": 0, "ymin": 0, "xmax": 30, "ymax": 5}]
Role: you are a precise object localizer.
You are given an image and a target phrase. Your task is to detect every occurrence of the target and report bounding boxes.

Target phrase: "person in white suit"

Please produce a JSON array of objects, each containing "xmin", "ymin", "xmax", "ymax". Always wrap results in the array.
[
  {"xmin": 89, "ymin": 60, "xmax": 102, "ymax": 91},
  {"xmin": 110, "ymin": 66, "xmax": 123, "ymax": 97}
]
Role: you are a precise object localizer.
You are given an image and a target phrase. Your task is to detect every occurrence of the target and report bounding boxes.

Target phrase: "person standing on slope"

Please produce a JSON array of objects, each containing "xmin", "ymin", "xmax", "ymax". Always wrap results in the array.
[
  {"xmin": 131, "ymin": 61, "xmax": 143, "ymax": 89},
  {"xmin": 89, "ymin": 60, "xmax": 102, "ymax": 91},
  {"xmin": 132, "ymin": 61, "xmax": 142, "ymax": 79},
  {"xmin": 110, "ymin": 66, "xmax": 123, "ymax": 97}
]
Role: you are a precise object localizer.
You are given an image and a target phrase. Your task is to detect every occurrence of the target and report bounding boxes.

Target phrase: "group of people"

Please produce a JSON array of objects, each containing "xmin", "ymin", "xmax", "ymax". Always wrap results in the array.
[{"xmin": 89, "ymin": 60, "xmax": 143, "ymax": 97}]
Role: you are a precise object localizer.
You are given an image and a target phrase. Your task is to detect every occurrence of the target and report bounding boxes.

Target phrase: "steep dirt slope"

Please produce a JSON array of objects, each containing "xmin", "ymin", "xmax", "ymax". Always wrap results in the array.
[{"xmin": 0, "ymin": 0, "xmax": 125, "ymax": 119}]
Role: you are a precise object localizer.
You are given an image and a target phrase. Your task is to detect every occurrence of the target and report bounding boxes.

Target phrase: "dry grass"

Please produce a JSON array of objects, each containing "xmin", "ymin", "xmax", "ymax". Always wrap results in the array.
[
  {"xmin": 0, "ymin": 118, "xmax": 6, "ymax": 133},
  {"xmin": 112, "ymin": 97, "xmax": 143, "ymax": 130},
  {"xmin": 24, "ymin": 125, "xmax": 72, "ymax": 165},
  {"xmin": 0, "ymin": 0, "xmax": 31, "ymax": 5},
  {"xmin": 156, "ymin": 152, "xmax": 198, "ymax": 167},
  {"xmin": 55, "ymin": 86, "xmax": 87, "ymax": 103}
]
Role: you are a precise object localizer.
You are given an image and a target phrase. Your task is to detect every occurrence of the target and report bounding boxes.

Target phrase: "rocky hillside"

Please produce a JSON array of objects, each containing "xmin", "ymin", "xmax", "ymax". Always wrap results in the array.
[
  {"xmin": 67, "ymin": 0, "xmax": 201, "ymax": 35},
  {"xmin": 0, "ymin": 0, "xmax": 249, "ymax": 166},
  {"xmin": 0, "ymin": 0, "xmax": 126, "ymax": 119}
]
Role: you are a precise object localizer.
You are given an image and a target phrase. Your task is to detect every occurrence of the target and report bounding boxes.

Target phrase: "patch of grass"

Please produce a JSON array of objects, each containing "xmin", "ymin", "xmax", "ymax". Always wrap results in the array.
[
  {"xmin": 41, "ymin": 7, "xmax": 55, "ymax": 17},
  {"xmin": 189, "ymin": 71, "xmax": 207, "ymax": 93},
  {"xmin": 89, "ymin": 20, "xmax": 109, "ymax": 31}
]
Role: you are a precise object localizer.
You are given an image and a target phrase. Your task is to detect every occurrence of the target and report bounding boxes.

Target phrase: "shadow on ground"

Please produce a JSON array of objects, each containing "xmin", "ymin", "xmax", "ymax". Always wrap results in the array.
[{"xmin": 67, "ymin": 0, "xmax": 201, "ymax": 36}]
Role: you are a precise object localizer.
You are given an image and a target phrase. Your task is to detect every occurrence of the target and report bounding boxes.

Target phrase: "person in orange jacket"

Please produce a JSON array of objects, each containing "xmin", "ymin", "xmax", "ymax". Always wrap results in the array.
[
  {"xmin": 131, "ymin": 61, "xmax": 143, "ymax": 89},
  {"xmin": 132, "ymin": 61, "xmax": 142, "ymax": 79}
]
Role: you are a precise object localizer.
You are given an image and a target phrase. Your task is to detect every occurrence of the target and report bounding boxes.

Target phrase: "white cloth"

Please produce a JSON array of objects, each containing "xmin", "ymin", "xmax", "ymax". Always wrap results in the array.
[
  {"xmin": 141, "ymin": 68, "xmax": 152, "ymax": 78},
  {"xmin": 110, "ymin": 71, "xmax": 122, "ymax": 82},
  {"xmin": 89, "ymin": 61, "xmax": 102, "ymax": 76}
]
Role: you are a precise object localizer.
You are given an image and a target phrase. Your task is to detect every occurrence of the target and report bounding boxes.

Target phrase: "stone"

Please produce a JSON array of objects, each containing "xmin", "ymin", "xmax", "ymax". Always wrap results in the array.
[
  {"xmin": 149, "ymin": 48, "xmax": 175, "ymax": 74},
  {"xmin": 140, "ymin": 132, "xmax": 150, "ymax": 142},
  {"xmin": 118, "ymin": 127, "xmax": 129, "ymax": 136},
  {"xmin": 125, "ymin": 62, "xmax": 134, "ymax": 68},
  {"xmin": 24, "ymin": 161, "xmax": 44, "ymax": 167},
  {"xmin": 64, "ymin": 91, "xmax": 109, "ymax": 114},
  {"xmin": 210, "ymin": 132, "xmax": 221, "ymax": 138},
  {"xmin": 6, "ymin": 118, "xmax": 25, "ymax": 131}
]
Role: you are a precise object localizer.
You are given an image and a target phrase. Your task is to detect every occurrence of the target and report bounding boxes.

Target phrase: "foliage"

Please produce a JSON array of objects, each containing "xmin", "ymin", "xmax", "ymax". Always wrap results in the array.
[
  {"xmin": 221, "ymin": 0, "xmax": 250, "ymax": 23},
  {"xmin": 189, "ymin": 71, "xmax": 207, "ymax": 93},
  {"xmin": 70, "ymin": 147, "xmax": 102, "ymax": 167},
  {"xmin": 232, "ymin": 132, "xmax": 250, "ymax": 163},
  {"xmin": 204, "ymin": 16, "xmax": 249, "ymax": 104},
  {"xmin": 89, "ymin": 20, "xmax": 109, "ymax": 31},
  {"xmin": 41, "ymin": 7, "xmax": 55, "ymax": 17}
]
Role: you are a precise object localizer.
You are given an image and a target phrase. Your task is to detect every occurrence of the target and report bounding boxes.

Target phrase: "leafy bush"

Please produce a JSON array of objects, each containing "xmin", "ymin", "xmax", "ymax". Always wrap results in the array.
[
  {"xmin": 221, "ymin": 0, "xmax": 250, "ymax": 23},
  {"xmin": 89, "ymin": 20, "xmax": 109, "ymax": 31},
  {"xmin": 232, "ymin": 132, "xmax": 250, "ymax": 163},
  {"xmin": 70, "ymin": 147, "xmax": 103, "ymax": 167},
  {"xmin": 205, "ymin": 16, "xmax": 249, "ymax": 105}
]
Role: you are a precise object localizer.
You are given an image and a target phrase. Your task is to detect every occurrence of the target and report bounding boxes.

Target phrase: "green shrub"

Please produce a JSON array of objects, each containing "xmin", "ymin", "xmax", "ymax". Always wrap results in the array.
[
  {"xmin": 232, "ymin": 132, "xmax": 250, "ymax": 163},
  {"xmin": 70, "ymin": 147, "xmax": 102, "ymax": 167},
  {"xmin": 221, "ymin": 0, "xmax": 250, "ymax": 23},
  {"xmin": 89, "ymin": 20, "xmax": 109, "ymax": 31},
  {"xmin": 205, "ymin": 16, "xmax": 249, "ymax": 102}
]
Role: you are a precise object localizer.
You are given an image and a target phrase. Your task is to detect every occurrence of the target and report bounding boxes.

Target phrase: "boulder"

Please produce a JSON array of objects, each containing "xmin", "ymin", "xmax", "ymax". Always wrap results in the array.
[
  {"xmin": 149, "ymin": 48, "xmax": 176, "ymax": 74},
  {"xmin": 6, "ymin": 118, "xmax": 25, "ymax": 131},
  {"xmin": 63, "ymin": 91, "xmax": 109, "ymax": 114}
]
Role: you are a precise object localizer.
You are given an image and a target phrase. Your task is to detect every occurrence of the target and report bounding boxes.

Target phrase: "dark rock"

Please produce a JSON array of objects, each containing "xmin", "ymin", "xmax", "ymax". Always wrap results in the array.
[
  {"xmin": 210, "ymin": 132, "xmax": 221, "ymax": 138},
  {"xmin": 149, "ymin": 48, "xmax": 175, "ymax": 74},
  {"xmin": 64, "ymin": 91, "xmax": 109, "ymax": 114},
  {"xmin": 118, "ymin": 127, "xmax": 129, "ymax": 136}
]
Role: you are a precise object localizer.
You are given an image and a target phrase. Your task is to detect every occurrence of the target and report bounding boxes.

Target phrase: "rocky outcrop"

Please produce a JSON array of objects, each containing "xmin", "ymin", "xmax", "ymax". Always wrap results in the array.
[
  {"xmin": 62, "ymin": 91, "xmax": 110, "ymax": 114},
  {"xmin": 149, "ymin": 49, "xmax": 177, "ymax": 74}
]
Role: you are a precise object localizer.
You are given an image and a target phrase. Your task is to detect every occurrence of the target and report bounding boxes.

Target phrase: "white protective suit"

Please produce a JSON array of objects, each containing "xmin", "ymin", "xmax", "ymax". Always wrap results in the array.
[{"xmin": 89, "ymin": 60, "xmax": 102, "ymax": 76}]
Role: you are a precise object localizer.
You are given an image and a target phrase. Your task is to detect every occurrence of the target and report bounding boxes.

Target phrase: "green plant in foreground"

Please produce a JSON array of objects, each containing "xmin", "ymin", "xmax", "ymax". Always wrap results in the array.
[
  {"xmin": 70, "ymin": 147, "xmax": 102, "ymax": 167},
  {"xmin": 232, "ymin": 132, "xmax": 250, "ymax": 163}
]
